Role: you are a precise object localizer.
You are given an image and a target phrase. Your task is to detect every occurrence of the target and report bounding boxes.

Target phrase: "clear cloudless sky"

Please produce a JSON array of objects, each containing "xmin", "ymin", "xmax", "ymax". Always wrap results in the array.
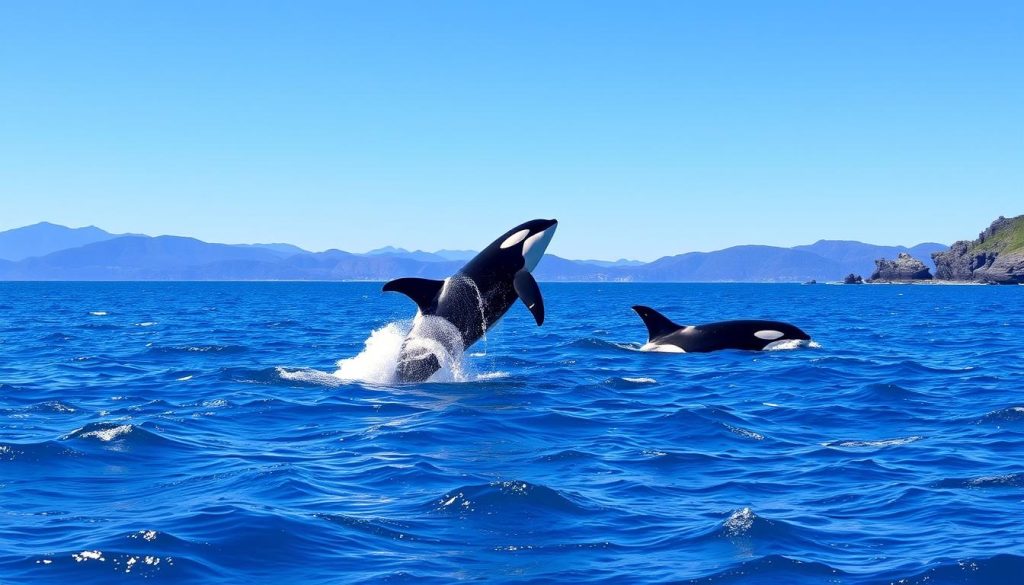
[{"xmin": 1, "ymin": 1, "xmax": 1021, "ymax": 260}]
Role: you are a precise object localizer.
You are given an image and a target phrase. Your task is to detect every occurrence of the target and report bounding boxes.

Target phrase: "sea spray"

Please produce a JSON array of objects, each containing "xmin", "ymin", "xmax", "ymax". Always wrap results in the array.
[
  {"xmin": 278, "ymin": 317, "xmax": 481, "ymax": 385},
  {"xmin": 391, "ymin": 315, "xmax": 467, "ymax": 383},
  {"xmin": 334, "ymin": 321, "xmax": 412, "ymax": 383},
  {"xmin": 762, "ymin": 339, "xmax": 822, "ymax": 351}
]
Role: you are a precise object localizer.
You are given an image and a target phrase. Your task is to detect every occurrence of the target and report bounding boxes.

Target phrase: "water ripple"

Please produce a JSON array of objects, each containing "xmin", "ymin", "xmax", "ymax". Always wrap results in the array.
[{"xmin": 2, "ymin": 282, "xmax": 1023, "ymax": 583}]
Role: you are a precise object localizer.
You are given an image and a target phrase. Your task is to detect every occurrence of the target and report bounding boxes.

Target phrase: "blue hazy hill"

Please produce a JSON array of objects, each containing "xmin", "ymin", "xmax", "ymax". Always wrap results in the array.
[
  {"xmin": 578, "ymin": 258, "xmax": 646, "ymax": 268},
  {"xmin": 793, "ymin": 240, "xmax": 948, "ymax": 273},
  {"xmin": 531, "ymin": 255, "xmax": 632, "ymax": 282},
  {"xmin": 0, "ymin": 222, "xmax": 949, "ymax": 282},
  {"xmin": 433, "ymin": 249, "xmax": 479, "ymax": 261},
  {"xmin": 632, "ymin": 246, "xmax": 842, "ymax": 282},
  {"xmin": 232, "ymin": 243, "xmax": 310, "ymax": 257},
  {"xmin": 4, "ymin": 236, "xmax": 286, "ymax": 280},
  {"xmin": 0, "ymin": 236, "xmax": 464, "ymax": 281},
  {"xmin": 363, "ymin": 247, "xmax": 456, "ymax": 263},
  {"xmin": 0, "ymin": 222, "xmax": 121, "ymax": 261},
  {"xmin": 280, "ymin": 250, "xmax": 462, "ymax": 280}
]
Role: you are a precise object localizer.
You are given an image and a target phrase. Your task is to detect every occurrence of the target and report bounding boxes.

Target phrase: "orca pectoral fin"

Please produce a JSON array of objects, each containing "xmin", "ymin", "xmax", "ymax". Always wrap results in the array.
[
  {"xmin": 513, "ymin": 270, "xmax": 545, "ymax": 326},
  {"xmin": 631, "ymin": 305, "xmax": 683, "ymax": 341},
  {"xmin": 382, "ymin": 277, "xmax": 444, "ymax": 313}
]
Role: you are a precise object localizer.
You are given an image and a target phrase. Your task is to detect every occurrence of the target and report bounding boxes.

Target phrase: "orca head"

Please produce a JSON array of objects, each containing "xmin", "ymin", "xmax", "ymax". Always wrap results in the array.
[{"xmin": 489, "ymin": 218, "xmax": 558, "ymax": 272}]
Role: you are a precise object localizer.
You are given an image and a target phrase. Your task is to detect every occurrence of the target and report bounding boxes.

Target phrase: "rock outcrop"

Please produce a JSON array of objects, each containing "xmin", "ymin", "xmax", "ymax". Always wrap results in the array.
[
  {"xmin": 932, "ymin": 215, "xmax": 1024, "ymax": 284},
  {"xmin": 843, "ymin": 273, "xmax": 863, "ymax": 284},
  {"xmin": 869, "ymin": 252, "xmax": 932, "ymax": 282}
]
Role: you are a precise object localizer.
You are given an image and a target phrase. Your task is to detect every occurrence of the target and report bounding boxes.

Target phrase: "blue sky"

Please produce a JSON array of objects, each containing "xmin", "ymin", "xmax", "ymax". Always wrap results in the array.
[{"xmin": 1, "ymin": 1, "xmax": 1021, "ymax": 260}]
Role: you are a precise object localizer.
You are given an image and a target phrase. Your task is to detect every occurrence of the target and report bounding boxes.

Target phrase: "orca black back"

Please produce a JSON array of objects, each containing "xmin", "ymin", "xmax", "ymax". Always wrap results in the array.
[{"xmin": 632, "ymin": 306, "xmax": 810, "ymax": 353}]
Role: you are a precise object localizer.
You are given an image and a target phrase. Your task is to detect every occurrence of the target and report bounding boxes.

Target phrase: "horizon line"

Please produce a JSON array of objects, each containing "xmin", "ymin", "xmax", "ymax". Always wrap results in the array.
[{"xmin": 0, "ymin": 219, "xmax": 955, "ymax": 263}]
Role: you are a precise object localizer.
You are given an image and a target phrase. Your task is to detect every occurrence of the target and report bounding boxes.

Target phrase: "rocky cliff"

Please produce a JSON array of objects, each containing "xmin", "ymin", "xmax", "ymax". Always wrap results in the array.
[
  {"xmin": 869, "ymin": 252, "xmax": 932, "ymax": 282},
  {"xmin": 932, "ymin": 215, "xmax": 1024, "ymax": 284}
]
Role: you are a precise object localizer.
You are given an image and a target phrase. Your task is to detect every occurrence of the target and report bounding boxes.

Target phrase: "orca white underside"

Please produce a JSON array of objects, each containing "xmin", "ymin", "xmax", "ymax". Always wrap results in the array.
[
  {"xmin": 763, "ymin": 338, "xmax": 817, "ymax": 351},
  {"xmin": 640, "ymin": 342, "xmax": 686, "ymax": 353}
]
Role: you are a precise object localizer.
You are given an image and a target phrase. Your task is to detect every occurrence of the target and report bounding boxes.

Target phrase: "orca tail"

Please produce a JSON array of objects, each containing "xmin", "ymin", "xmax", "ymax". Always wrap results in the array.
[{"xmin": 631, "ymin": 305, "xmax": 682, "ymax": 341}]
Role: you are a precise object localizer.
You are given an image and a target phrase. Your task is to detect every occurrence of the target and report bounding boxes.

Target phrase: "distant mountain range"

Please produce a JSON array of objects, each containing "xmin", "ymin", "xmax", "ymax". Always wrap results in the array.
[{"xmin": 0, "ymin": 222, "xmax": 947, "ymax": 282}]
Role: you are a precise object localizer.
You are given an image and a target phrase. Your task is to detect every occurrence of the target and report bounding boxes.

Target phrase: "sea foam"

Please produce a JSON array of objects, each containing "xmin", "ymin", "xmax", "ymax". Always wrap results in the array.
[{"xmin": 279, "ymin": 318, "xmax": 488, "ymax": 386}]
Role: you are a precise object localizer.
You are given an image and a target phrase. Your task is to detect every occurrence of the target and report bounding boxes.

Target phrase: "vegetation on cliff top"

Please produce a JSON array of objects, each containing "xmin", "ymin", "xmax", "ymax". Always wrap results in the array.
[{"xmin": 971, "ymin": 215, "xmax": 1024, "ymax": 254}]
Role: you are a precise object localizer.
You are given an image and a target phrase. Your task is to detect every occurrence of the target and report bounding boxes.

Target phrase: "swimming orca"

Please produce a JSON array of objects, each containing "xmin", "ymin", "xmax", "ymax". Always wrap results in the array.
[
  {"xmin": 631, "ymin": 305, "xmax": 810, "ymax": 352},
  {"xmin": 383, "ymin": 219, "xmax": 558, "ymax": 382}
]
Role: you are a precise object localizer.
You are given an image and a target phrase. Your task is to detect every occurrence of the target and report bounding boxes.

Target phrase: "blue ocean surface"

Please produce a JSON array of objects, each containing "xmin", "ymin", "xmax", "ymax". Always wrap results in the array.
[{"xmin": 1, "ymin": 282, "xmax": 1023, "ymax": 584}]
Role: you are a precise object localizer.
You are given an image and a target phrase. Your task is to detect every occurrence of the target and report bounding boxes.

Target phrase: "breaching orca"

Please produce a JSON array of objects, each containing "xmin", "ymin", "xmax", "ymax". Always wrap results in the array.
[
  {"xmin": 383, "ymin": 219, "xmax": 558, "ymax": 382},
  {"xmin": 632, "ymin": 305, "xmax": 810, "ymax": 352}
]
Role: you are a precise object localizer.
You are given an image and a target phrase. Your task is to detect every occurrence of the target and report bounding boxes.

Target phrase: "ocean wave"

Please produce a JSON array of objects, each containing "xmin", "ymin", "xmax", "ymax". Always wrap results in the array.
[
  {"xmin": 77, "ymin": 322, "xmax": 122, "ymax": 330},
  {"xmin": 821, "ymin": 435, "xmax": 923, "ymax": 450},
  {"xmin": 276, "ymin": 366, "xmax": 345, "ymax": 387},
  {"xmin": 0, "ymin": 440, "xmax": 82, "ymax": 462},
  {"xmin": 534, "ymin": 449, "xmax": 596, "ymax": 463},
  {"xmin": 857, "ymin": 382, "xmax": 924, "ymax": 400},
  {"xmin": 935, "ymin": 473, "xmax": 1024, "ymax": 489},
  {"xmin": 887, "ymin": 554, "xmax": 1024, "ymax": 585},
  {"xmin": 682, "ymin": 555, "xmax": 846, "ymax": 584},
  {"xmin": 5, "ymin": 282, "xmax": 1024, "ymax": 584},
  {"xmin": 429, "ymin": 481, "xmax": 593, "ymax": 517},
  {"xmin": 62, "ymin": 423, "xmax": 135, "ymax": 442},
  {"xmin": 260, "ymin": 319, "xmax": 302, "ymax": 328},
  {"xmin": 722, "ymin": 507, "xmax": 758, "ymax": 537},
  {"xmin": 565, "ymin": 337, "xmax": 642, "ymax": 352},
  {"xmin": 28, "ymin": 550, "xmax": 182, "ymax": 579},
  {"xmin": 26, "ymin": 400, "xmax": 79, "ymax": 414},
  {"xmin": 473, "ymin": 371, "xmax": 510, "ymax": 381},
  {"xmin": 602, "ymin": 376, "xmax": 658, "ymax": 389},
  {"xmin": 277, "ymin": 321, "xmax": 507, "ymax": 386},
  {"xmin": 685, "ymin": 507, "xmax": 831, "ymax": 554},
  {"xmin": 39, "ymin": 332, "xmax": 73, "ymax": 342},
  {"xmin": 723, "ymin": 424, "xmax": 766, "ymax": 441},
  {"xmin": 315, "ymin": 513, "xmax": 441, "ymax": 544},
  {"xmin": 59, "ymin": 422, "xmax": 192, "ymax": 452},
  {"xmin": 148, "ymin": 344, "xmax": 247, "ymax": 354},
  {"xmin": 224, "ymin": 366, "xmax": 292, "ymax": 385},
  {"xmin": 977, "ymin": 406, "xmax": 1024, "ymax": 424}
]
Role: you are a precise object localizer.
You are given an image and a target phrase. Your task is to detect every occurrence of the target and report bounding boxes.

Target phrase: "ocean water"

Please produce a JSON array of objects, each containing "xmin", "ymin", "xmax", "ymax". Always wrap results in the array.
[{"xmin": 1, "ymin": 282, "xmax": 1023, "ymax": 584}]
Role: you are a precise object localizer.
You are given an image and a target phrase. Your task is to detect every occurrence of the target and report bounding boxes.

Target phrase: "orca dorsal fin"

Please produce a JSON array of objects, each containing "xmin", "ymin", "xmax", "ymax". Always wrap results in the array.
[
  {"xmin": 632, "ymin": 305, "xmax": 682, "ymax": 341},
  {"xmin": 383, "ymin": 277, "xmax": 445, "ymax": 313},
  {"xmin": 513, "ymin": 270, "xmax": 544, "ymax": 326}
]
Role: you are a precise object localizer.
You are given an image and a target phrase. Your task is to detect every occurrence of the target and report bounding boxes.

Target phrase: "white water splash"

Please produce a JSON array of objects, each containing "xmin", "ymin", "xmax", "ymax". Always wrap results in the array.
[
  {"xmin": 277, "ymin": 321, "xmax": 407, "ymax": 386},
  {"xmin": 278, "ymin": 317, "xmax": 499, "ymax": 386},
  {"xmin": 474, "ymin": 371, "xmax": 509, "ymax": 381},
  {"xmin": 622, "ymin": 377, "xmax": 657, "ymax": 384},
  {"xmin": 73, "ymin": 424, "xmax": 133, "ymax": 442},
  {"xmin": 399, "ymin": 314, "xmax": 467, "ymax": 382},
  {"xmin": 336, "ymin": 321, "xmax": 413, "ymax": 384},
  {"xmin": 763, "ymin": 339, "xmax": 822, "ymax": 351},
  {"xmin": 73, "ymin": 550, "xmax": 105, "ymax": 562},
  {"xmin": 724, "ymin": 507, "xmax": 756, "ymax": 536}
]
